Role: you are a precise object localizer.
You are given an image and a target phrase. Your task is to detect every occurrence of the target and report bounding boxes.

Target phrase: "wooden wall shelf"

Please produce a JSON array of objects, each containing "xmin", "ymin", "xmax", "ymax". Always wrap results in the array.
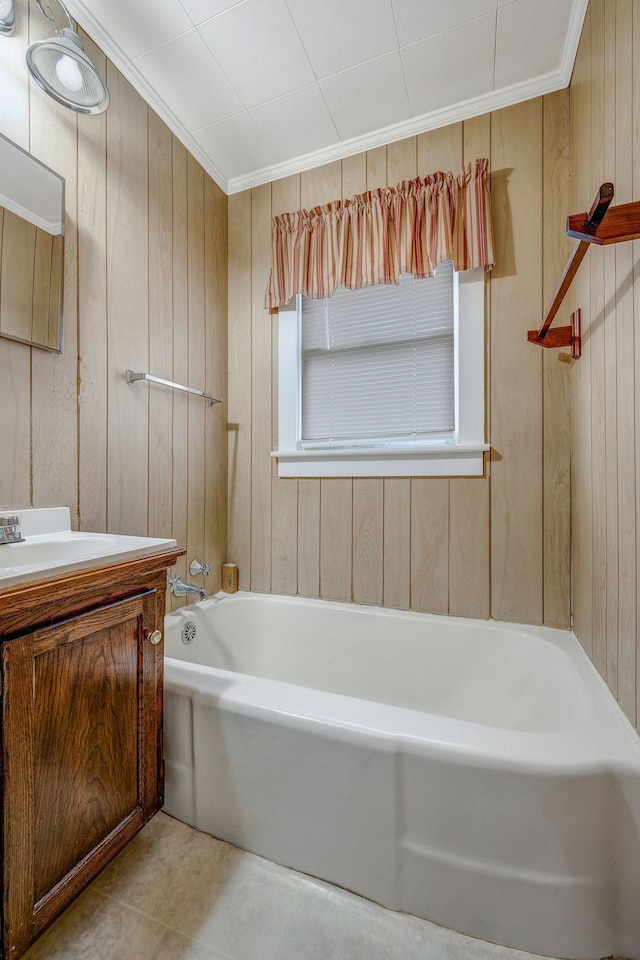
[{"xmin": 527, "ymin": 183, "xmax": 640, "ymax": 356}]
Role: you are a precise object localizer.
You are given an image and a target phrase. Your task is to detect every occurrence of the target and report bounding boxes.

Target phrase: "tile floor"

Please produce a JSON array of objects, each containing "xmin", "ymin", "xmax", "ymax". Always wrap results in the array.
[{"xmin": 23, "ymin": 812, "xmax": 560, "ymax": 960}]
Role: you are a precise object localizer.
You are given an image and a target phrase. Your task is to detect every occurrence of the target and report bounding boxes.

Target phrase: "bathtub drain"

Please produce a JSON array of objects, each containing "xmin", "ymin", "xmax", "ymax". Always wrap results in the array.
[{"xmin": 181, "ymin": 621, "xmax": 197, "ymax": 645}]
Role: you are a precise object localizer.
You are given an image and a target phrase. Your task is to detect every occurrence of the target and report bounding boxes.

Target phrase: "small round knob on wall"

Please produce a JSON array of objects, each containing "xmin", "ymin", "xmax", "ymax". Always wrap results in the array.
[{"xmin": 148, "ymin": 630, "xmax": 162, "ymax": 645}]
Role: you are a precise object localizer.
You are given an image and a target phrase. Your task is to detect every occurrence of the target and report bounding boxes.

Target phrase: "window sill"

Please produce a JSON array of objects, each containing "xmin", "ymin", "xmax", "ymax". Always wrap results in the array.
[{"xmin": 271, "ymin": 444, "xmax": 490, "ymax": 478}]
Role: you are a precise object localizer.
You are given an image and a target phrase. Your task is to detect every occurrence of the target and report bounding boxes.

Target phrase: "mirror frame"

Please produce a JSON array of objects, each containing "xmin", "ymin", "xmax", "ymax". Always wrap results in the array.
[{"xmin": 0, "ymin": 132, "xmax": 65, "ymax": 353}]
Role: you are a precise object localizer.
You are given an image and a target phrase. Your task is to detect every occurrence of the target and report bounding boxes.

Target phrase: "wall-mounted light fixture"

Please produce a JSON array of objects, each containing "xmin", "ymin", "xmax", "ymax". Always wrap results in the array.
[
  {"xmin": 26, "ymin": 0, "xmax": 109, "ymax": 114},
  {"xmin": 0, "ymin": 0, "xmax": 15, "ymax": 36}
]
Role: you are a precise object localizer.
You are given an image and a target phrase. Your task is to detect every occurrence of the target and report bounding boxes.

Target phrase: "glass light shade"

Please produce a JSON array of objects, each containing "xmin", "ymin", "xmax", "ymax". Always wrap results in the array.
[
  {"xmin": 55, "ymin": 54, "xmax": 84, "ymax": 92},
  {"xmin": 26, "ymin": 29, "xmax": 109, "ymax": 115},
  {"xmin": 0, "ymin": 0, "xmax": 15, "ymax": 36}
]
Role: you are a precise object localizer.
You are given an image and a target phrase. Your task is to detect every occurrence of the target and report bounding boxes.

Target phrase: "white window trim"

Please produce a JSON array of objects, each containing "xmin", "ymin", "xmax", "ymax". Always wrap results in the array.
[{"xmin": 272, "ymin": 267, "xmax": 489, "ymax": 478}]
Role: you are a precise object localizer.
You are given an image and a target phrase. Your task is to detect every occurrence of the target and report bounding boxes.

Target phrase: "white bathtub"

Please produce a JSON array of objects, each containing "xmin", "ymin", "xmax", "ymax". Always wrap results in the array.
[{"xmin": 163, "ymin": 592, "xmax": 640, "ymax": 960}]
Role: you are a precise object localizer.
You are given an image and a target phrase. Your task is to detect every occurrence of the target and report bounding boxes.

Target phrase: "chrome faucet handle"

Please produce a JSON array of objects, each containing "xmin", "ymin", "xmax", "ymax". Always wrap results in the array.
[
  {"xmin": 0, "ymin": 515, "xmax": 23, "ymax": 545},
  {"xmin": 189, "ymin": 559, "xmax": 212, "ymax": 577}
]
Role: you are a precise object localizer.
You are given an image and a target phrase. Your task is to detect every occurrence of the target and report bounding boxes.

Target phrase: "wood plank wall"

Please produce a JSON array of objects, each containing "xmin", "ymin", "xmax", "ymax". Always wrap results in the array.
[
  {"xmin": 0, "ymin": 212, "xmax": 61, "ymax": 350},
  {"xmin": 0, "ymin": 9, "xmax": 227, "ymax": 607},
  {"xmin": 569, "ymin": 0, "xmax": 640, "ymax": 730},
  {"xmin": 228, "ymin": 93, "xmax": 571, "ymax": 628}
]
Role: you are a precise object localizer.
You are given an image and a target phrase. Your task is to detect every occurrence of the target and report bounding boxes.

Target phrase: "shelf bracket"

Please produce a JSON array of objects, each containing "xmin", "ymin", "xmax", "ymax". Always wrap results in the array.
[{"xmin": 528, "ymin": 183, "xmax": 616, "ymax": 355}]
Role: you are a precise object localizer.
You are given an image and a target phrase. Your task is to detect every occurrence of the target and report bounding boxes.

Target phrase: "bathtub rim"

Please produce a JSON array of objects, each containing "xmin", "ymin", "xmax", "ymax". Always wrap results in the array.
[
  {"xmin": 164, "ymin": 591, "xmax": 640, "ymax": 772},
  {"xmin": 163, "ymin": 659, "xmax": 640, "ymax": 778}
]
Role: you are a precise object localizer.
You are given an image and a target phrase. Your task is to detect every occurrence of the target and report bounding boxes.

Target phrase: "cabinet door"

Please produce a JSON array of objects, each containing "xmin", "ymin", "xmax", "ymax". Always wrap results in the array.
[{"xmin": 1, "ymin": 589, "xmax": 163, "ymax": 958}]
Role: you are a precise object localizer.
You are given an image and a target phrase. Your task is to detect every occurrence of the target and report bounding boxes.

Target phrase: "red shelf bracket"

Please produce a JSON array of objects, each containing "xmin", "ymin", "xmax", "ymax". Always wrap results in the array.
[{"xmin": 526, "ymin": 182, "xmax": 640, "ymax": 354}]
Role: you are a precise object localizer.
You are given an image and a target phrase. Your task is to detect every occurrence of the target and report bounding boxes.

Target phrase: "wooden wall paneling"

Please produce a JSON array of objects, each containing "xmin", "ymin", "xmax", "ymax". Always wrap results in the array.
[
  {"xmin": 298, "ymin": 479, "xmax": 320, "ymax": 598},
  {"xmin": 410, "ymin": 479, "xmax": 449, "ymax": 614},
  {"xmin": 106, "ymin": 67, "xmax": 149, "ymax": 537},
  {"xmin": 186, "ymin": 156, "xmax": 207, "ymax": 571},
  {"xmin": 448, "ymin": 479, "xmax": 490, "ymax": 619},
  {"xmin": 301, "ymin": 161, "xmax": 341, "ymax": 209},
  {"xmin": 490, "ymin": 99, "xmax": 543, "ymax": 623},
  {"xmin": 615, "ymin": 0, "xmax": 636, "ymax": 725},
  {"xmin": 271, "ymin": 478, "xmax": 298, "ymax": 595},
  {"xmin": 0, "ymin": 334, "xmax": 31, "ymax": 506},
  {"xmin": 271, "ymin": 174, "xmax": 301, "ymax": 217},
  {"xmin": 31, "ymin": 229, "xmax": 52, "ymax": 346},
  {"xmin": 417, "ymin": 124, "xmax": 463, "ymax": 174},
  {"xmin": 352, "ymin": 479, "xmax": 384, "ymax": 606},
  {"xmin": 571, "ymin": 6, "xmax": 593, "ymax": 656},
  {"xmin": 365, "ymin": 146, "xmax": 387, "ymax": 189},
  {"xmin": 0, "ymin": 213, "xmax": 35, "ymax": 340},
  {"xmin": 463, "ymin": 115, "xmax": 491, "ymax": 164},
  {"xmin": 320, "ymin": 479, "xmax": 352, "ymax": 602},
  {"xmin": 204, "ymin": 176, "xmax": 228, "ymax": 583},
  {"xmin": 382, "ymin": 479, "xmax": 411, "ymax": 610},
  {"xmin": 541, "ymin": 90, "xmax": 571, "ymax": 629},
  {"xmin": 0, "ymin": 3, "xmax": 31, "ymax": 508},
  {"xmin": 77, "ymin": 36, "xmax": 108, "ymax": 533},
  {"xmin": 387, "ymin": 137, "xmax": 417, "ymax": 185},
  {"xmin": 227, "ymin": 191, "xmax": 252, "ymax": 589},
  {"xmin": 341, "ymin": 153, "xmax": 367, "ymax": 199},
  {"xmin": 147, "ymin": 113, "xmax": 174, "ymax": 542},
  {"xmin": 170, "ymin": 141, "xmax": 189, "ymax": 595},
  {"xmin": 603, "ymin": 3, "xmax": 619, "ymax": 690},
  {"xmin": 589, "ymin": 1, "xmax": 608, "ymax": 673},
  {"xmin": 250, "ymin": 184, "xmax": 273, "ymax": 592}
]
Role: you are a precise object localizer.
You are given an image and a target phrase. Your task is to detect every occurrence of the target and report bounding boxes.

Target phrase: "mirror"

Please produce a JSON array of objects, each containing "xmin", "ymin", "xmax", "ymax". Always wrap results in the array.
[{"xmin": 0, "ymin": 132, "xmax": 64, "ymax": 352}]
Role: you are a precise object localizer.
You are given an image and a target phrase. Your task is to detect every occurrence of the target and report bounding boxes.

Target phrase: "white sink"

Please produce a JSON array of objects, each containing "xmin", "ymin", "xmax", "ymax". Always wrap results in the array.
[
  {"xmin": 0, "ymin": 508, "xmax": 177, "ymax": 589},
  {"xmin": 2, "ymin": 534, "xmax": 120, "ymax": 567}
]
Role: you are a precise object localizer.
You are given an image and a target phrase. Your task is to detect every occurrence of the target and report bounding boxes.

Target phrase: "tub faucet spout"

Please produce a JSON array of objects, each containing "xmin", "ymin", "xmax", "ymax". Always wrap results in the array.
[{"xmin": 168, "ymin": 576, "xmax": 207, "ymax": 601}]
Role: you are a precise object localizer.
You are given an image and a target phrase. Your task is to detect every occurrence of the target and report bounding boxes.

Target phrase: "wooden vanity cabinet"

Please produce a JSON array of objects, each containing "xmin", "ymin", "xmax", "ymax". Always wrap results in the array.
[{"xmin": 0, "ymin": 548, "xmax": 183, "ymax": 960}]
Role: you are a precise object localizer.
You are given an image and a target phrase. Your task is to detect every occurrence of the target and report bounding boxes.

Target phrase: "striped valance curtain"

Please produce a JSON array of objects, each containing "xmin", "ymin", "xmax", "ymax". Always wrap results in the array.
[{"xmin": 265, "ymin": 158, "xmax": 495, "ymax": 309}]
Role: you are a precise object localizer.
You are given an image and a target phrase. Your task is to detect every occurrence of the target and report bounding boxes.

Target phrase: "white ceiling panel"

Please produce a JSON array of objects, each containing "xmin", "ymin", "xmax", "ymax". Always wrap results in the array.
[
  {"xmin": 177, "ymin": 0, "xmax": 246, "ymax": 26},
  {"xmin": 59, "ymin": 0, "xmax": 588, "ymax": 193},
  {"xmin": 250, "ymin": 85, "xmax": 339, "ymax": 163},
  {"xmin": 402, "ymin": 13, "xmax": 496, "ymax": 117},
  {"xmin": 495, "ymin": 0, "xmax": 575, "ymax": 88},
  {"xmin": 197, "ymin": 0, "xmax": 315, "ymax": 107},
  {"xmin": 134, "ymin": 30, "xmax": 244, "ymax": 131},
  {"xmin": 391, "ymin": 0, "xmax": 498, "ymax": 49},
  {"xmin": 320, "ymin": 53, "xmax": 411, "ymax": 142},
  {"xmin": 193, "ymin": 111, "xmax": 277, "ymax": 179},
  {"xmin": 77, "ymin": 0, "xmax": 193, "ymax": 60},
  {"xmin": 283, "ymin": 0, "xmax": 398, "ymax": 80}
]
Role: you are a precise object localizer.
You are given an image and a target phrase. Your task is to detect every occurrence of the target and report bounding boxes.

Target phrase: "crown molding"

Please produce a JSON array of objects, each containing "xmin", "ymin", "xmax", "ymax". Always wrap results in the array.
[{"xmin": 62, "ymin": 0, "xmax": 588, "ymax": 198}]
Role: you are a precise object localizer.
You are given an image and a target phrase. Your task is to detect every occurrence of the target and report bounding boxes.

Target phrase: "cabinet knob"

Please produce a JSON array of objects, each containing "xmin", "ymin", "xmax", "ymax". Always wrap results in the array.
[{"xmin": 148, "ymin": 629, "xmax": 162, "ymax": 645}]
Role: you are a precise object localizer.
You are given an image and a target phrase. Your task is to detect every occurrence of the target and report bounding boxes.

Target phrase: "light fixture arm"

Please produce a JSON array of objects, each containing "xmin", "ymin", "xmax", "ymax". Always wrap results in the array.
[{"xmin": 35, "ymin": 0, "xmax": 73, "ymax": 30}]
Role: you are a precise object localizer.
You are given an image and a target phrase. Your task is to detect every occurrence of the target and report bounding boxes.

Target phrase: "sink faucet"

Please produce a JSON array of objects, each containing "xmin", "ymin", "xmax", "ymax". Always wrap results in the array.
[
  {"xmin": 168, "ymin": 576, "xmax": 207, "ymax": 601},
  {"xmin": 0, "ymin": 515, "xmax": 24, "ymax": 545}
]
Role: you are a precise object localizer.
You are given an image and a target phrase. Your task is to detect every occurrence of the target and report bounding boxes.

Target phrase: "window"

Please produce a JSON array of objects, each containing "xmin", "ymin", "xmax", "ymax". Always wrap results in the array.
[{"xmin": 273, "ymin": 263, "xmax": 487, "ymax": 478}]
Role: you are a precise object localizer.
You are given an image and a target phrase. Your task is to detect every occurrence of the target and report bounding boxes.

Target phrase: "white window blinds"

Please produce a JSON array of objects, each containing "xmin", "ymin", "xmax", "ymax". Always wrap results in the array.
[{"xmin": 300, "ymin": 262, "xmax": 455, "ymax": 448}]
